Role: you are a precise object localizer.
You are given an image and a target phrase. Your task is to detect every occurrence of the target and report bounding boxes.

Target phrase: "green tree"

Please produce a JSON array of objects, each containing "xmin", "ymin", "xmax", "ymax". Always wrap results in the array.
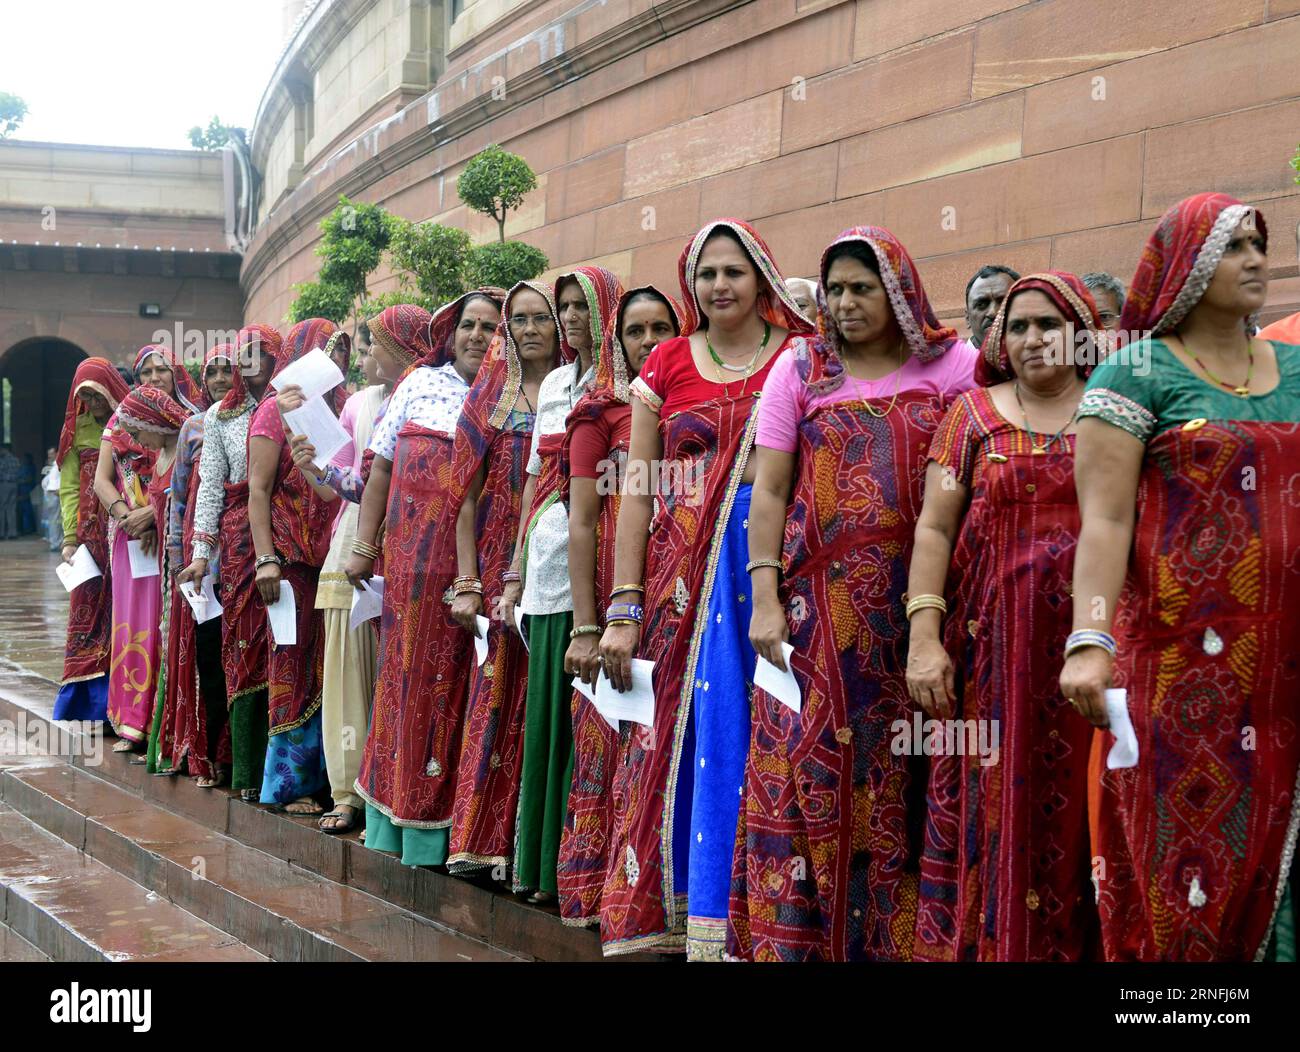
[
  {"xmin": 287, "ymin": 280, "xmax": 354, "ymax": 325},
  {"xmin": 187, "ymin": 116, "xmax": 245, "ymax": 151},
  {"xmin": 1291, "ymin": 143, "xmax": 1299, "ymax": 185},
  {"xmin": 0, "ymin": 92, "xmax": 27, "ymax": 139},
  {"xmin": 466, "ymin": 240, "xmax": 549, "ymax": 289},
  {"xmin": 388, "ymin": 219, "xmax": 473, "ymax": 303},
  {"xmin": 457, "ymin": 145, "xmax": 538, "ymax": 243}
]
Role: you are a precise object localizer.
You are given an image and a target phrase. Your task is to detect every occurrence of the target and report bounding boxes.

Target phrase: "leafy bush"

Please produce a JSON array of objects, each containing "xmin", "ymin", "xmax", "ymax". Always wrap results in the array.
[
  {"xmin": 466, "ymin": 240, "xmax": 549, "ymax": 289},
  {"xmin": 457, "ymin": 145, "xmax": 539, "ymax": 243}
]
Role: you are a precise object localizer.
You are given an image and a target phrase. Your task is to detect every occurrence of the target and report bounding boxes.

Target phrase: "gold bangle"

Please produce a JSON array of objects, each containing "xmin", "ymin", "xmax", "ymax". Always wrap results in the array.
[
  {"xmin": 905, "ymin": 594, "xmax": 947, "ymax": 619},
  {"xmin": 606, "ymin": 618, "xmax": 642, "ymax": 628},
  {"xmin": 610, "ymin": 584, "xmax": 645, "ymax": 598},
  {"xmin": 745, "ymin": 558, "xmax": 783, "ymax": 575}
]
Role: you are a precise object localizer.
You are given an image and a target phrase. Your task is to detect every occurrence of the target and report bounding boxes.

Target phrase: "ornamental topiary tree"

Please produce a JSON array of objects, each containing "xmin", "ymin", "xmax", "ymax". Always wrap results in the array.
[
  {"xmin": 466, "ymin": 240, "xmax": 549, "ymax": 289},
  {"xmin": 187, "ymin": 116, "xmax": 246, "ymax": 151},
  {"xmin": 286, "ymin": 280, "xmax": 353, "ymax": 325},
  {"xmin": 388, "ymin": 218, "xmax": 473, "ymax": 303},
  {"xmin": 289, "ymin": 196, "xmax": 398, "ymax": 327},
  {"xmin": 0, "ymin": 92, "xmax": 27, "ymax": 139},
  {"xmin": 457, "ymin": 145, "xmax": 538, "ymax": 243}
]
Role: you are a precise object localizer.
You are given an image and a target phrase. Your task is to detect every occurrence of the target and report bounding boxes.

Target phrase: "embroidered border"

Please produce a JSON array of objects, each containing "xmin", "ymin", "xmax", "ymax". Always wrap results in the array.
[
  {"xmin": 1077, "ymin": 387, "xmax": 1157, "ymax": 443},
  {"xmin": 629, "ymin": 376, "xmax": 662, "ymax": 413},
  {"xmin": 1154, "ymin": 205, "xmax": 1250, "ymax": 335}
]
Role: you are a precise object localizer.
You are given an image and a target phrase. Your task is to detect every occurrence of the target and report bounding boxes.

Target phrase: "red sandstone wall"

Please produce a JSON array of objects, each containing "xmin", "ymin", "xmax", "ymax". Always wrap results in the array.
[{"xmin": 240, "ymin": 0, "xmax": 1300, "ymax": 330}]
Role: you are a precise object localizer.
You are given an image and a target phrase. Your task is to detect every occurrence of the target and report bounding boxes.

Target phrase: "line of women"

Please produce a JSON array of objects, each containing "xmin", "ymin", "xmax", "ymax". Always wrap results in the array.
[{"xmin": 54, "ymin": 191, "xmax": 1298, "ymax": 963}]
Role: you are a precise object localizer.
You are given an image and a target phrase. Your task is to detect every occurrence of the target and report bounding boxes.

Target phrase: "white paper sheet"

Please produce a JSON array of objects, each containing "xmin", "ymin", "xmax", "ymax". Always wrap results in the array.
[
  {"xmin": 754, "ymin": 642, "xmax": 800, "ymax": 714},
  {"xmin": 1104, "ymin": 688, "xmax": 1138, "ymax": 769},
  {"xmin": 180, "ymin": 574, "xmax": 223, "ymax": 624},
  {"xmin": 473, "ymin": 614, "xmax": 490, "ymax": 667},
  {"xmin": 267, "ymin": 579, "xmax": 297, "ymax": 646},
  {"xmin": 349, "ymin": 576, "xmax": 385, "ymax": 631},
  {"xmin": 269, "ymin": 348, "xmax": 344, "ymax": 403},
  {"xmin": 55, "ymin": 544, "xmax": 102, "ymax": 592},
  {"xmin": 283, "ymin": 396, "xmax": 350, "ymax": 471},
  {"xmin": 513, "ymin": 604, "xmax": 529, "ymax": 652},
  {"xmin": 127, "ymin": 538, "xmax": 160, "ymax": 579},
  {"xmin": 573, "ymin": 675, "xmax": 619, "ymax": 731},
  {"xmin": 595, "ymin": 658, "xmax": 655, "ymax": 727}
]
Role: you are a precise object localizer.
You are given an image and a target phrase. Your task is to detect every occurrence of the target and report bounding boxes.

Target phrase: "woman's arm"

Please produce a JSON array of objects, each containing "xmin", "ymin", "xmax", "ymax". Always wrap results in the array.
[
  {"xmin": 746, "ymin": 445, "xmax": 795, "ymax": 671},
  {"xmin": 599, "ymin": 400, "xmax": 662, "ymax": 692},
  {"xmin": 904, "ymin": 462, "xmax": 969, "ymax": 718},
  {"xmin": 166, "ymin": 424, "xmax": 195, "ymax": 573},
  {"xmin": 450, "ymin": 464, "xmax": 488, "ymax": 634},
  {"xmin": 58, "ymin": 450, "xmax": 81, "ymax": 555},
  {"xmin": 566, "ymin": 476, "xmax": 602, "ymax": 685},
  {"xmin": 92, "ymin": 439, "xmax": 121, "ymax": 517},
  {"xmin": 246, "ymin": 435, "xmax": 281, "ymax": 605},
  {"xmin": 343, "ymin": 455, "xmax": 392, "ymax": 587},
  {"xmin": 188, "ymin": 416, "xmax": 228, "ymax": 566},
  {"xmin": 1059, "ymin": 417, "xmax": 1145, "ymax": 727}
]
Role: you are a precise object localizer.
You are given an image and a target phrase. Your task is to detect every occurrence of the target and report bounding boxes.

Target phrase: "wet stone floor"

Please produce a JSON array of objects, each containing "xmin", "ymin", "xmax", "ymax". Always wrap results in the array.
[{"xmin": 0, "ymin": 537, "xmax": 72, "ymax": 685}]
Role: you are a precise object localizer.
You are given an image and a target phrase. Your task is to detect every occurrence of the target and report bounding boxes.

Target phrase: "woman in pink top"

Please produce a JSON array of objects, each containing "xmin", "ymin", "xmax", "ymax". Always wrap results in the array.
[{"xmin": 734, "ymin": 226, "xmax": 977, "ymax": 961}]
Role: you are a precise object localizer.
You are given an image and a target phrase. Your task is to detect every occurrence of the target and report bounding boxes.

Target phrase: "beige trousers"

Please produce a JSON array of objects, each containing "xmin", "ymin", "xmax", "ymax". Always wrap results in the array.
[{"xmin": 321, "ymin": 607, "xmax": 377, "ymax": 811}]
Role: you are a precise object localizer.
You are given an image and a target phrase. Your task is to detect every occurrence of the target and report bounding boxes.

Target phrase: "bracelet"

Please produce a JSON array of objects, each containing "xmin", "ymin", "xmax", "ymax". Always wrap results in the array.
[
  {"xmin": 905, "ymin": 594, "xmax": 947, "ymax": 619},
  {"xmin": 609, "ymin": 584, "xmax": 644, "ymax": 599},
  {"xmin": 454, "ymin": 580, "xmax": 484, "ymax": 596},
  {"xmin": 501, "ymin": 570, "xmax": 522, "ymax": 584},
  {"xmin": 108, "ymin": 498, "xmax": 127, "ymax": 517},
  {"xmin": 605, "ymin": 602, "xmax": 644, "ymax": 623},
  {"xmin": 745, "ymin": 559, "xmax": 783, "ymax": 575},
  {"xmin": 1064, "ymin": 630, "xmax": 1117, "ymax": 658},
  {"xmin": 254, "ymin": 554, "xmax": 282, "ymax": 570},
  {"xmin": 570, "ymin": 624, "xmax": 601, "ymax": 639},
  {"xmin": 606, "ymin": 618, "xmax": 642, "ymax": 629},
  {"xmin": 351, "ymin": 539, "xmax": 381, "ymax": 560}
]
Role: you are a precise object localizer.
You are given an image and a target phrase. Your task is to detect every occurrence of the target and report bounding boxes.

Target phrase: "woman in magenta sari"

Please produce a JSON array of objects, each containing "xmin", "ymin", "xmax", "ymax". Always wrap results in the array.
[
  {"xmin": 736, "ymin": 226, "xmax": 977, "ymax": 961},
  {"xmin": 598, "ymin": 219, "xmax": 813, "ymax": 959},
  {"xmin": 443, "ymin": 281, "xmax": 567, "ymax": 878},
  {"xmin": 347, "ymin": 294, "xmax": 501, "ymax": 863},
  {"xmin": 180, "ymin": 325, "xmax": 281, "ymax": 799},
  {"xmin": 556, "ymin": 286, "xmax": 686, "ymax": 926},
  {"xmin": 1061, "ymin": 193, "xmax": 1300, "ymax": 961},
  {"xmin": 153, "ymin": 345, "xmax": 234, "ymax": 783},
  {"xmin": 54, "ymin": 359, "xmax": 130, "ymax": 722},
  {"xmin": 95, "ymin": 345, "xmax": 204, "ymax": 752},
  {"xmin": 246, "ymin": 319, "xmax": 345, "ymax": 813},
  {"xmin": 906, "ymin": 272, "xmax": 1103, "ymax": 961}
]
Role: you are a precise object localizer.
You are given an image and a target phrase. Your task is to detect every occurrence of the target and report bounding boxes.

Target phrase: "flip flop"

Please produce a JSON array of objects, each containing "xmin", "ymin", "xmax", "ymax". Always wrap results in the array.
[{"xmin": 318, "ymin": 810, "xmax": 358, "ymax": 835}]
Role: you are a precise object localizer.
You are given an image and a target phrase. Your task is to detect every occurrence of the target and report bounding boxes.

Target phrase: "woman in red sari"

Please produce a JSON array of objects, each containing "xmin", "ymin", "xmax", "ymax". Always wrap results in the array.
[
  {"xmin": 180, "ymin": 325, "xmax": 281, "ymax": 800},
  {"xmin": 906, "ymin": 272, "xmax": 1103, "ymax": 961},
  {"xmin": 246, "ymin": 319, "xmax": 345, "ymax": 813},
  {"xmin": 598, "ymin": 219, "xmax": 813, "ymax": 959},
  {"xmin": 556, "ymin": 285, "xmax": 687, "ymax": 925},
  {"xmin": 736, "ymin": 226, "xmax": 976, "ymax": 961},
  {"xmin": 1062, "ymin": 193, "xmax": 1300, "ymax": 961},
  {"xmin": 54, "ymin": 359, "xmax": 130, "ymax": 722},
  {"xmin": 346, "ymin": 293, "xmax": 502, "ymax": 864},
  {"xmin": 154, "ymin": 345, "xmax": 235, "ymax": 784},
  {"xmin": 94, "ymin": 345, "xmax": 205, "ymax": 752},
  {"xmin": 443, "ymin": 281, "xmax": 567, "ymax": 878}
]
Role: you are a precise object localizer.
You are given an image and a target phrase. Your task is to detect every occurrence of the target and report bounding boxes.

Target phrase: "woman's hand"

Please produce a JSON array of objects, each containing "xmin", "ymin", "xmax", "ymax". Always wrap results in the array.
[
  {"xmin": 61, "ymin": 544, "xmax": 77, "ymax": 564},
  {"xmin": 748, "ymin": 595, "xmax": 790, "ymax": 672},
  {"xmin": 122, "ymin": 506, "xmax": 155, "ymax": 538},
  {"xmin": 276, "ymin": 383, "xmax": 306, "ymax": 416},
  {"xmin": 289, "ymin": 435, "xmax": 320, "ymax": 476},
  {"xmin": 451, "ymin": 591, "xmax": 483, "ymax": 634},
  {"xmin": 599, "ymin": 622, "xmax": 641, "ymax": 693},
  {"xmin": 344, "ymin": 552, "xmax": 374, "ymax": 589},
  {"xmin": 906, "ymin": 637, "xmax": 955, "ymax": 719},
  {"xmin": 178, "ymin": 557, "xmax": 208, "ymax": 588},
  {"xmin": 137, "ymin": 528, "xmax": 158, "ymax": 557},
  {"xmin": 566, "ymin": 633, "xmax": 602, "ymax": 688},
  {"xmin": 1059, "ymin": 647, "xmax": 1113, "ymax": 729},
  {"xmin": 500, "ymin": 579, "xmax": 523, "ymax": 637},
  {"xmin": 255, "ymin": 561, "xmax": 282, "ymax": 605}
]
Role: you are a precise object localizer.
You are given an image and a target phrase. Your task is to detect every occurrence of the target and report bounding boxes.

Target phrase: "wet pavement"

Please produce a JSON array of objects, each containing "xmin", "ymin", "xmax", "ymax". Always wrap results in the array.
[{"xmin": 0, "ymin": 536, "xmax": 71, "ymax": 685}]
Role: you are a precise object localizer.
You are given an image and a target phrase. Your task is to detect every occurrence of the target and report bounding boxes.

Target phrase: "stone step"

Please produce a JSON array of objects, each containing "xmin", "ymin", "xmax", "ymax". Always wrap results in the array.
[
  {"xmin": 0, "ymin": 663, "xmax": 642, "ymax": 962},
  {"xmin": 0, "ymin": 804, "xmax": 266, "ymax": 963},
  {"xmin": 0, "ymin": 763, "xmax": 518, "ymax": 963}
]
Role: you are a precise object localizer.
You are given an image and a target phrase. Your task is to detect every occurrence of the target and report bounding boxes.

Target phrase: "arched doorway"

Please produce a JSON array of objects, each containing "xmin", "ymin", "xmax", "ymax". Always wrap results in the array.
[{"xmin": 0, "ymin": 337, "xmax": 87, "ymax": 470}]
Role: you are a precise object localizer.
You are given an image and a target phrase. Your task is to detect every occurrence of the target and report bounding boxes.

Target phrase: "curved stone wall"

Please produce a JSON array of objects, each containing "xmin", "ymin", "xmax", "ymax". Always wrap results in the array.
[{"xmin": 242, "ymin": 0, "xmax": 1300, "ymax": 330}]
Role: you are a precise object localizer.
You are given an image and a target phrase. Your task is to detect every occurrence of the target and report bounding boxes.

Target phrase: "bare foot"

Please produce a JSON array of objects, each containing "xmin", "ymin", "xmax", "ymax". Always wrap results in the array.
[
  {"xmin": 283, "ymin": 796, "xmax": 324, "ymax": 816},
  {"xmin": 112, "ymin": 739, "xmax": 137, "ymax": 753}
]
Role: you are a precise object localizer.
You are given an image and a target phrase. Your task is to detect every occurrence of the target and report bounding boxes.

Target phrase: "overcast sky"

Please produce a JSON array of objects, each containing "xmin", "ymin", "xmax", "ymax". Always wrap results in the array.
[{"xmin": 2, "ymin": 0, "xmax": 287, "ymax": 150}]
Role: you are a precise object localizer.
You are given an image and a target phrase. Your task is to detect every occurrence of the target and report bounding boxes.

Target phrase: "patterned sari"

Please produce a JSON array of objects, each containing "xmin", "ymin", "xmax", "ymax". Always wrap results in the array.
[
  {"xmin": 54, "ymin": 359, "xmax": 129, "ymax": 720},
  {"xmin": 555, "ymin": 286, "xmax": 687, "ymax": 926},
  {"xmin": 600, "ymin": 220, "xmax": 812, "ymax": 957},
  {"xmin": 730, "ymin": 227, "xmax": 964, "ymax": 961},
  {"xmin": 444, "ymin": 281, "xmax": 566, "ymax": 875},
  {"xmin": 1078, "ymin": 193, "xmax": 1300, "ymax": 960},
  {"xmin": 913, "ymin": 274, "xmax": 1103, "ymax": 961}
]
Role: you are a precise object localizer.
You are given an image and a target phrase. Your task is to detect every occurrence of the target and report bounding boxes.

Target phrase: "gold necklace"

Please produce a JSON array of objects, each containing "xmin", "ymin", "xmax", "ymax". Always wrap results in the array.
[
  {"xmin": 707, "ymin": 325, "xmax": 768, "ymax": 384},
  {"xmin": 847, "ymin": 338, "xmax": 907, "ymax": 418},
  {"xmin": 1174, "ymin": 334, "xmax": 1255, "ymax": 397},
  {"xmin": 1014, "ymin": 381, "xmax": 1075, "ymax": 453}
]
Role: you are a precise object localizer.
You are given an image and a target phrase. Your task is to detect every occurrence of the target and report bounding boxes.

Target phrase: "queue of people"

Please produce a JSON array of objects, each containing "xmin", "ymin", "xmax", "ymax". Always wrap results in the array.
[{"xmin": 50, "ymin": 191, "xmax": 1299, "ymax": 962}]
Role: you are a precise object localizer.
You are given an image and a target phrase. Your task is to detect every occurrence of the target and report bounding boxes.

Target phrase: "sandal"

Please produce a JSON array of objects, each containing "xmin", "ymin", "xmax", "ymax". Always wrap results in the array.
[
  {"xmin": 112, "ymin": 739, "xmax": 138, "ymax": 754},
  {"xmin": 278, "ymin": 796, "xmax": 325, "ymax": 817},
  {"xmin": 240, "ymin": 788, "xmax": 260, "ymax": 803},
  {"xmin": 318, "ymin": 808, "xmax": 359, "ymax": 834}
]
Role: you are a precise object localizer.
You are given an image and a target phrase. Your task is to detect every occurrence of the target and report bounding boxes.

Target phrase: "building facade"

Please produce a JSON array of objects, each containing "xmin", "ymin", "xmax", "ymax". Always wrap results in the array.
[{"xmin": 242, "ymin": 0, "xmax": 1300, "ymax": 330}]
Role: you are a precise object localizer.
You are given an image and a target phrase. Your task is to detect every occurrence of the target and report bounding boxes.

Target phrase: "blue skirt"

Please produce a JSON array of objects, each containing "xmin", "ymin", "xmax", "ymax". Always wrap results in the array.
[
  {"xmin": 259, "ymin": 710, "xmax": 328, "ymax": 805},
  {"xmin": 53, "ymin": 675, "xmax": 108, "ymax": 723},
  {"xmin": 674, "ymin": 483, "xmax": 755, "ymax": 961}
]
